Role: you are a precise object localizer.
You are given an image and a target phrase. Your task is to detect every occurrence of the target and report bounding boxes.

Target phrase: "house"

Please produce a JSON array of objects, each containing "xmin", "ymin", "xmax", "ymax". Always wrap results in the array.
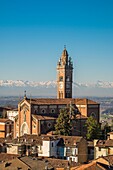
[
  {"xmin": 0, "ymin": 119, "xmax": 13, "ymax": 138},
  {"xmin": 57, "ymin": 136, "xmax": 88, "ymax": 163},
  {"xmin": 0, "ymin": 107, "xmax": 12, "ymax": 118},
  {"xmin": 6, "ymin": 134, "xmax": 60, "ymax": 158},
  {"xmin": 7, "ymin": 108, "xmax": 18, "ymax": 121},
  {"xmin": 94, "ymin": 132, "xmax": 113, "ymax": 159}
]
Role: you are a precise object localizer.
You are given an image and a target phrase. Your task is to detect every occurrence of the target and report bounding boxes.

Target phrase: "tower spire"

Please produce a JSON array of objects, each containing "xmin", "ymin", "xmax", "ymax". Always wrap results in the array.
[
  {"xmin": 64, "ymin": 45, "xmax": 66, "ymax": 49},
  {"xmin": 57, "ymin": 48, "xmax": 73, "ymax": 99}
]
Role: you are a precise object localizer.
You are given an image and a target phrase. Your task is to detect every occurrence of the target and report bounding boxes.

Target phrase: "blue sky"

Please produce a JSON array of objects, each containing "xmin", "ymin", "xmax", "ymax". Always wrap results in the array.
[{"xmin": 0, "ymin": 0, "xmax": 113, "ymax": 83}]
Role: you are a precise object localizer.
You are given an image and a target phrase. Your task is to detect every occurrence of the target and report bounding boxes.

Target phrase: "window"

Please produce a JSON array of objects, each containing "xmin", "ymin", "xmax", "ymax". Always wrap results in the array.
[
  {"xmin": 23, "ymin": 110, "xmax": 26, "ymax": 122},
  {"xmin": 47, "ymin": 122, "xmax": 52, "ymax": 128},
  {"xmin": 99, "ymin": 147, "xmax": 101, "ymax": 151},
  {"xmin": 91, "ymin": 112, "xmax": 96, "ymax": 118},
  {"xmin": 51, "ymin": 109, "xmax": 55, "ymax": 113},
  {"xmin": 41, "ymin": 109, "xmax": 46, "ymax": 114},
  {"xmin": 66, "ymin": 147, "xmax": 71, "ymax": 155},
  {"xmin": 59, "ymin": 76, "xmax": 63, "ymax": 81},
  {"xmin": 73, "ymin": 158, "xmax": 75, "ymax": 162}
]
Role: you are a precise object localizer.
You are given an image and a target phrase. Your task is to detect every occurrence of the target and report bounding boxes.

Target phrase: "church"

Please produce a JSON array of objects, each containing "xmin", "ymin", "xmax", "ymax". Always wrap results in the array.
[{"xmin": 14, "ymin": 48, "xmax": 100, "ymax": 138}]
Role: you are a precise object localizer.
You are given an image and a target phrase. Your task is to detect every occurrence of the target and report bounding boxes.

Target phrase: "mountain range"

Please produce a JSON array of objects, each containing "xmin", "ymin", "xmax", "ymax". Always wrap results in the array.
[{"xmin": 0, "ymin": 80, "xmax": 113, "ymax": 97}]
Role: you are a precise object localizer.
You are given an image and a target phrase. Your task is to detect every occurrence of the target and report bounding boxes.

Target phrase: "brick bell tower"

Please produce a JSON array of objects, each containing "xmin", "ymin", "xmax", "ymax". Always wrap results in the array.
[{"xmin": 57, "ymin": 47, "xmax": 73, "ymax": 99}]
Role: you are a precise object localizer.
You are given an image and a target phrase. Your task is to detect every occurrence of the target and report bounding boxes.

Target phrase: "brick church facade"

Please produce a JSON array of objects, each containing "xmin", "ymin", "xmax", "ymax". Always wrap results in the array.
[{"xmin": 14, "ymin": 48, "xmax": 100, "ymax": 138}]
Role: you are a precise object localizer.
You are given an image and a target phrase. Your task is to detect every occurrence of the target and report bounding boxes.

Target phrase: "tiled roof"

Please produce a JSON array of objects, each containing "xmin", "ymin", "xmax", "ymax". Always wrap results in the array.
[
  {"xmin": 24, "ymin": 98, "xmax": 99, "ymax": 105},
  {"xmin": 0, "ymin": 118, "xmax": 12, "ymax": 123},
  {"xmin": 27, "ymin": 98, "xmax": 76, "ymax": 105},
  {"xmin": 32, "ymin": 114, "xmax": 56, "ymax": 120},
  {"xmin": 57, "ymin": 136, "xmax": 83, "ymax": 147},
  {"xmin": 0, "ymin": 157, "xmax": 31, "ymax": 170},
  {"xmin": 8, "ymin": 134, "xmax": 60, "ymax": 145},
  {"xmin": 96, "ymin": 139, "xmax": 113, "ymax": 147},
  {"xmin": 20, "ymin": 156, "xmax": 71, "ymax": 170},
  {"xmin": 71, "ymin": 156, "xmax": 113, "ymax": 170},
  {"xmin": 76, "ymin": 114, "xmax": 87, "ymax": 119},
  {"xmin": 75, "ymin": 98, "xmax": 99, "ymax": 105},
  {"xmin": 0, "ymin": 153, "xmax": 19, "ymax": 162},
  {"xmin": 103, "ymin": 155, "xmax": 113, "ymax": 166}
]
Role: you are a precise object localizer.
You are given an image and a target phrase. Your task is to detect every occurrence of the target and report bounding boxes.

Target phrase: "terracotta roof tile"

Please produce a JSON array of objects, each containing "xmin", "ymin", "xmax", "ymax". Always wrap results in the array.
[
  {"xmin": 0, "ymin": 157, "xmax": 31, "ymax": 170},
  {"xmin": 76, "ymin": 114, "xmax": 87, "ymax": 119},
  {"xmin": 96, "ymin": 139, "xmax": 113, "ymax": 147},
  {"xmin": 0, "ymin": 118, "xmax": 12, "ymax": 123},
  {"xmin": 24, "ymin": 98, "xmax": 99, "ymax": 105},
  {"xmin": 0, "ymin": 153, "xmax": 19, "ymax": 162},
  {"xmin": 32, "ymin": 114, "xmax": 56, "ymax": 120},
  {"xmin": 57, "ymin": 136, "xmax": 83, "ymax": 147},
  {"xmin": 75, "ymin": 98, "xmax": 99, "ymax": 105}
]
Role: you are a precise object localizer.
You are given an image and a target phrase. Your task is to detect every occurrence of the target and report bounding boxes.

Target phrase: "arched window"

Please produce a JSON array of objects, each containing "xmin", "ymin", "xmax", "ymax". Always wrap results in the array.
[
  {"xmin": 47, "ymin": 122, "xmax": 52, "ymax": 128},
  {"xmin": 23, "ymin": 111, "xmax": 26, "ymax": 122},
  {"xmin": 51, "ymin": 109, "xmax": 55, "ymax": 113},
  {"xmin": 41, "ymin": 109, "xmax": 46, "ymax": 114},
  {"xmin": 91, "ymin": 112, "xmax": 96, "ymax": 118},
  {"xmin": 59, "ymin": 76, "xmax": 63, "ymax": 81}
]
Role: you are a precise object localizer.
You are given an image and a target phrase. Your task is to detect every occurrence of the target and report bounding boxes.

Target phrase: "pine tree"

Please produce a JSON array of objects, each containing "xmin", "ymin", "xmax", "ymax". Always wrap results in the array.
[
  {"xmin": 55, "ymin": 108, "xmax": 72, "ymax": 136},
  {"xmin": 85, "ymin": 116, "xmax": 101, "ymax": 140}
]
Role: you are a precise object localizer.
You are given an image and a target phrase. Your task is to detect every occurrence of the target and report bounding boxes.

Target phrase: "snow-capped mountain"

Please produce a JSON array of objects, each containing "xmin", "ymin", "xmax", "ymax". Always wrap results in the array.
[
  {"xmin": 0, "ymin": 80, "xmax": 113, "ymax": 88},
  {"xmin": 0, "ymin": 80, "xmax": 113, "ymax": 97},
  {"xmin": 0, "ymin": 80, "xmax": 56, "ymax": 88}
]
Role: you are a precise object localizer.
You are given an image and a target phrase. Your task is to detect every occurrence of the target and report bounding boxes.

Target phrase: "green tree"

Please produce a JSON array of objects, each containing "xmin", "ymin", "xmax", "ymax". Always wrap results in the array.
[
  {"xmin": 55, "ymin": 108, "xmax": 72, "ymax": 136},
  {"xmin": 85, "ymin": 116, "xmax": 101, "ymax": 140}
]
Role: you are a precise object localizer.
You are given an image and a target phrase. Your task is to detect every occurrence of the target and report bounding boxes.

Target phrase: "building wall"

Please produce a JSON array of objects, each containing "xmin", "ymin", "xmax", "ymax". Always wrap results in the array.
[
  {"xmin": 87, "ymin": 104, "xmax": 100, "ymax": 123},
  {"xmin": 72, "ymin": 119, "xmax": 87, "ymax": 137},
  {"xmin": 14, "ymin": 118, "xmax": 19, "ymax": 138},
  {"xmin": 0, "ymin": 121, "xmax": 13, "ymax": 138},
  {"xmin": 18, "ymin": 100, "xmax": 31, "ymax": 136},
  {"xmin": 0, "ymin": 132, "xmax": 5, "ymax": 138},
  {"xmin": 38, "ymin": 140, "xmax": 50, "ymax": 157},
  {"xmin": 95, "ymin": 147, "xmax": 107, "ymax": 159},
  {"xmin": 78, "ymin": 138, "xmax": 88, "ymax": 163},
  {"xmin": 32, "ymin": 119, "xmax": 37, "ymax": 134},
  {"xmin": 76, "ymin": 105, "xmax": 87, "ymax": 117},
  {"xmin": 7, "ymin": 110, "xmax": 18, "ymax": 121},
  {"xmin": 50, "ymin": 140, "xmax": 59, "ymax": 158},
  {"xmin": 40, "ymin": 120, "xmax": 56, "ymax": 134},
  {"xmin": 7, "ymin": 145, "xmax": 18, "ymax": 154}
]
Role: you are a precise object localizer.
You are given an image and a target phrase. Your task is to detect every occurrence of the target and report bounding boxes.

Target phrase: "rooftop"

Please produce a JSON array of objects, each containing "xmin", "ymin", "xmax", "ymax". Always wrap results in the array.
[{"xmin": 21, "ymin": 98, "xmax": 99, "ymax": 105}]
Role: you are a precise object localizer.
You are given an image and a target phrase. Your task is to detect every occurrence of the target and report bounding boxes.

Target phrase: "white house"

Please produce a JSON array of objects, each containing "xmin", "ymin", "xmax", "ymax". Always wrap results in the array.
[
  {"xmin": 94, "ymin": 132, "xmax": 113, "ymax": 159},
  {"xmin": 7, "ymin": 109, "xmax": 18, "ymax": 121},
  {"xmin": 38, "ymin": 136, "xmax": 59, "ymax": 157}
]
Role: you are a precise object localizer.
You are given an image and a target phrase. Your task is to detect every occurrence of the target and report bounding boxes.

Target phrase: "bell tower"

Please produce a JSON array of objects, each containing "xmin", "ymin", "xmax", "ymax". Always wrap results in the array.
[{"xmin": 57, "ymin": 47, "xmax": 73, "ymax": 99}]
